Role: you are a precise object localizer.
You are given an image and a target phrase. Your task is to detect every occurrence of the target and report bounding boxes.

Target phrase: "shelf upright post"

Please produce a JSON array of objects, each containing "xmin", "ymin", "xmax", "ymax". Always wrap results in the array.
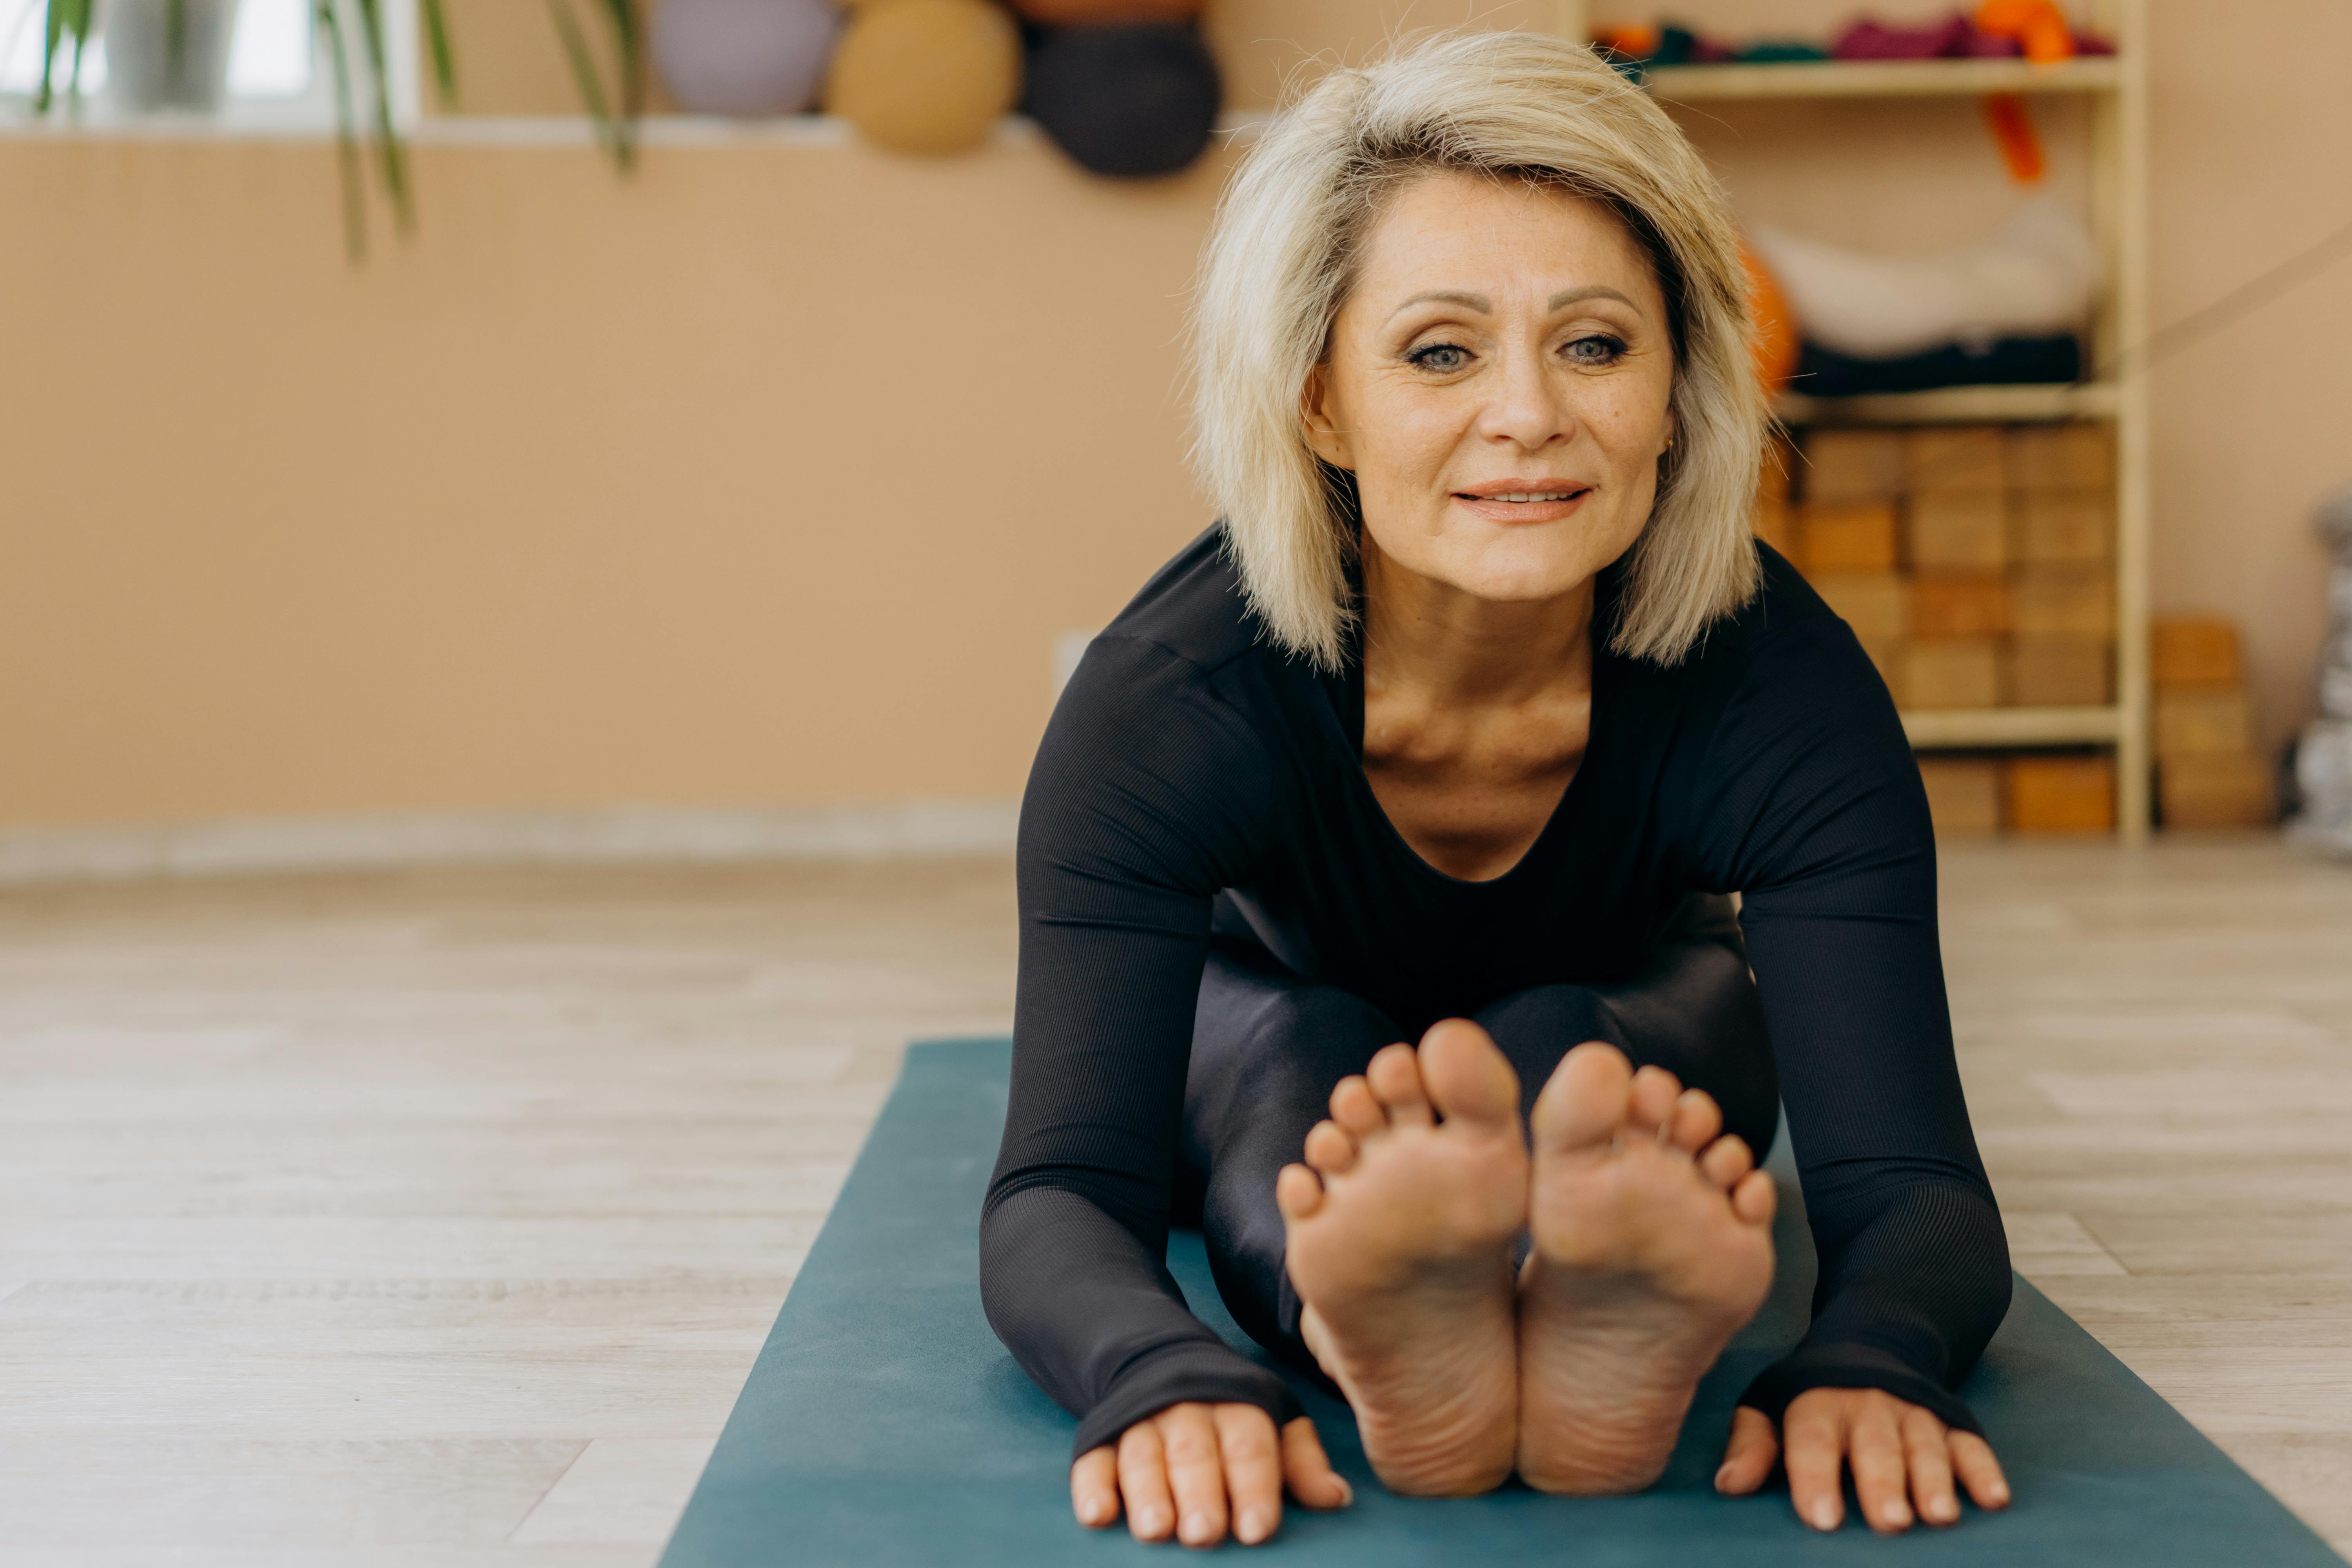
[{"xmin": 2104, "ymin": 0, "xmax": 2153, "ymax": 844}]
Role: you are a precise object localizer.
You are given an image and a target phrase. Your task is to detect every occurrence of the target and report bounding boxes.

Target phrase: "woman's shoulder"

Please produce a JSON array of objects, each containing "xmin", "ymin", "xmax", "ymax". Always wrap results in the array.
[
  {"xmin": 1093, "ymin": 523, "xmax": 1272, "ymax": 677},
  {"xmin": 1650, "ymin": 539, "xmax": 1880, "ymax": 697}
]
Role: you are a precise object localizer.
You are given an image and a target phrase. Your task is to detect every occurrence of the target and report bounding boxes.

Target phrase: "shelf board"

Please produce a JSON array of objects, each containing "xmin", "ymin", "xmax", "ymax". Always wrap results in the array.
[
  {"xmin": 1646, "ymin": 56, "xmax": 2120, "ymax": 102},
  {"xmin": 1902, "ymin": 706, "xmax": 2122, "ymax": 749},
  {"xmin": 1778, "ymin": 382, "xmax": 2117, "ymax": 426}
]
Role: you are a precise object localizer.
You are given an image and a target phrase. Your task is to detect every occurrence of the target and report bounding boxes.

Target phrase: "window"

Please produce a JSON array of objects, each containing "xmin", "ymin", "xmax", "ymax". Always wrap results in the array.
[{"xmin": 1, "ymin": 0, "xmax": 417, "ymax": 129}]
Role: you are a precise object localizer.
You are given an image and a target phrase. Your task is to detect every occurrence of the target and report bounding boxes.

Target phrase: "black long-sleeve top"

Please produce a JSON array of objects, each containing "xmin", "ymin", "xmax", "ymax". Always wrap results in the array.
[{"xmin": 982, "ymin": 527, "xmax": 2011, "ymax": 1459}]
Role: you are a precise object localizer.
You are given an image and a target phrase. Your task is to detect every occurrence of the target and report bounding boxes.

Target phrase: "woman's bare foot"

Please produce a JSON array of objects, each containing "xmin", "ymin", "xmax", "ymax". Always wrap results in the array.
[
  {"xmin": 1275, "ymin": 1020, "xmax": 1526, "ymax": 1496},
  {"xmin": 1515, "ymin": 1042, "xmax": 1777, "ymax": 1494}
]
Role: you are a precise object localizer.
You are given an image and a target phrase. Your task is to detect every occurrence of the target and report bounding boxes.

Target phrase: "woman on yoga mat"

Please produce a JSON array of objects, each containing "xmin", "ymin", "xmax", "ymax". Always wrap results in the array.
[{"xmin": 982, "ymin": 28, "xmax": 2014, "ymax": 1548}]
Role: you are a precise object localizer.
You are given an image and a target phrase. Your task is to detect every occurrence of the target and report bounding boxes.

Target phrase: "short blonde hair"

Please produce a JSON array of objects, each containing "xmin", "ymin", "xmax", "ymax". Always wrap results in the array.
[{"xmin": 1189, "ymin": 28, "xmax": 1764, "ymax": 670}]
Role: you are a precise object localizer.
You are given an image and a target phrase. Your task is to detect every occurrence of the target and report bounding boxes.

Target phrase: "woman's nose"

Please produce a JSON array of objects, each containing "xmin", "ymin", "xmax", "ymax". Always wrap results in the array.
[{"xmin": 1479, "ymin": 345, "xmax": 1573, "ymax": 450}]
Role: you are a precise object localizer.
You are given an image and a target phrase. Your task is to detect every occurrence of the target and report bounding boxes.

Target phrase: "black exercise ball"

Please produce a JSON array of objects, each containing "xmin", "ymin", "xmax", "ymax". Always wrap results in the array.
[{"xmin": 1024, "ymin": 21, "xmax": 1220, "ymax": 179}]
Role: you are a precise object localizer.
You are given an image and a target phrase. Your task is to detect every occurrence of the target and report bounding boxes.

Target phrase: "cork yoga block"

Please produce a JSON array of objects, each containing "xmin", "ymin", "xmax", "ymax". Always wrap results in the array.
[
  {"xmin": 2018, "ymin": 491, "xmax": 2112, "ymax": 564},
  {"xmin": 1909, "ymin": 492, "xmax": 2010, "ymax": 571},
  {"xmin": 1917, "ymin": 756, "xmax": 2003, "ymax": 834},
  {"xmin": 1810, "ymin": 572, "xmax": 1910, "ymax": 641},
  {"xmin": 1754, "ymin": 499, "xmax": 1801, "ymax": 566},
  {"xmin": 2007, "ymin": 637, "xmax": 2112, "ymax": 707},
  {"xmin": 2155, "ymin": 688, "xmax": 2256, "ymax": 757},
  {"xmin": 1912, "ymin": 574, "xmax": 2011, "ymax": 638},
  {"xmin": 2012, "ymin": 565, "xmax": 2116, "ymax": 638},
  {"xmin": 2007, "ymin": 754, "xmax": 2117, "ymax": 833},
  {"xmin": 1906, "ymin": 640, "xmax": 2002, "ymax": 710},
  {"xmin": 2009, "ymin": 422, "xmax": 2114, "ymax": 492},
  {"xmin": 1800, "ymin": 503, "xmax": 1899, "ymax": 572},
  {"xmin": 1906, "ymin": 425, "xmax": 2006, "ymax": 495},
  {"xmin": 2152, "ymin": 616, "xmax": 2242, "ymax": 690},
  {"xmin": 1803, "ymin": 429, "xmax": 1906, "ymax": 504},
  {"xmin": 1860, "ymin": 639, "xmax": 1907, "ymax": 704},
  {"xmin": 2159, "ymin": 752, "xmax": 2275, "ymax": 828}
]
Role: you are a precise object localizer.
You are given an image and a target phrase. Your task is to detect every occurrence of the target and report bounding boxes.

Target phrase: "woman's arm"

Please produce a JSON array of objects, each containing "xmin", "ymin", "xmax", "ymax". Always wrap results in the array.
[
  {"xmin": 1687, "ymin": 599, "xmax": 2013, "ymax": 1523},
  {"xmin": 980, "ymin": 635, "xmax": 1305, "ymax": 1457}
]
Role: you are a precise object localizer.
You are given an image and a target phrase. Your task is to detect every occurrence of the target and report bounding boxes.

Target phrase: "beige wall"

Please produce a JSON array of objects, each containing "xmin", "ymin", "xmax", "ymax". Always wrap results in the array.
[{"xmin": 0, "ymin": 0, "xmax": 2343, "ymax": 832}]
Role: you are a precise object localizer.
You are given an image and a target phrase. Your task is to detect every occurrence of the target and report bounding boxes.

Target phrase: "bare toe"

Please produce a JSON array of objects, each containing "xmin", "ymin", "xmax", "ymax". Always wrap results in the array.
[
  {"xmin": 1628, "ymin": 1065, "xmax": 1683, "ymax": 1134},
  {"xmin": 1417, "ymin": 1020, "xmax": 1520, "ymax": 1127},
  {"xmin": 1366, "ymin": 1042, "xmax": 1434, "ymax": 1127},
  {"xmin": 1530, "ymin": 1042, "xmax": 1633, "ymax": 1154},
  {"xmin": 1666, "ymin": 1088, "xmax": 1722, "ymax": 1154},
  {"xmin": 1731, "ymin": 1169, "xmax": 1778, "ymax": 1224},
  {"xmin": 1329, "ymin": 1076, "xmax": 1386, "ymax": 1138},
  {"xmin": 1275, "ymin": 1163, "xmax": 1323, "ymax": 1222},
  {"xmin": 1696, "ymin": 1133, "xmax": 1753, "ymax": 1191},
  {"xmin": 1304, "ymin": 1120, "xmax": 1358, "ymax": 1176}
]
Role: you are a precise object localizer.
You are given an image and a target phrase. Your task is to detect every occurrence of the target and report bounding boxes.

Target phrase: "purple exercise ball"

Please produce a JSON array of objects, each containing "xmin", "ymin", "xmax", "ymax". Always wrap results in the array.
[{"xmin": 653, "ymin": 0, "xmax": 844, "ymax": 117}]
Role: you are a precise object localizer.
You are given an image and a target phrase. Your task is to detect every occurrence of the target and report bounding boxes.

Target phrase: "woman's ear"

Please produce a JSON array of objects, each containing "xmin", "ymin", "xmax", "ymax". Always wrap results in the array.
[{"xmin": 1300, "ymin": 363, "xmax": 1354, "ymax": 470}]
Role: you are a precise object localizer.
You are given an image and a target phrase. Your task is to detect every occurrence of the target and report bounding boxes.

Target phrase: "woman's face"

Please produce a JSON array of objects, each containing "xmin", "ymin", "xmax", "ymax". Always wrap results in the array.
[{"xmin": 1304, "ymin": 170, "xmax": 1677, "ymax": 606}]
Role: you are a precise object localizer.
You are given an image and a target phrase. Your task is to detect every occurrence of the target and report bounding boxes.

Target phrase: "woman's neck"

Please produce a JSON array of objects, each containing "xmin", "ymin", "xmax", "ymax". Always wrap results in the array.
[{"xmin": 1359, "ymin": 536, "xmax": 1598, "ymax": 708}]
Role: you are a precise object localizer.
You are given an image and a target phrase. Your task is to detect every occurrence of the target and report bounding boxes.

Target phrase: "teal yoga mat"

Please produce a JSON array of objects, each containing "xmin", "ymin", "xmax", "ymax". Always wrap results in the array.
[{"xmin": 659, "ymin": 1039, "xmax": 2341, "ymax": 1566}]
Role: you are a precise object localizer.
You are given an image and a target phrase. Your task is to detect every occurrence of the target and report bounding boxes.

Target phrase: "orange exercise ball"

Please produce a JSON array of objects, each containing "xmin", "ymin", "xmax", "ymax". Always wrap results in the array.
[
  {"xmin": 826, "ymin": 0, "xmax": 1022, "ymax": 156},
  {"xmin": 1742, "ymin": 240, "xmax": 1800, "ymax": 394}
]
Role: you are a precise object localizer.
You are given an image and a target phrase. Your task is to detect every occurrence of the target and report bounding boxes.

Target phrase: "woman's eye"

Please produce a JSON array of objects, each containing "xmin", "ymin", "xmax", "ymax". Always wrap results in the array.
[
  {"xmin": 1564, "ymin": 334, "xmax": 1628, "ymax": 365},
  {"xmin": 1407, "ymin": 343, "xmax": 1470, "ymax": 372}
]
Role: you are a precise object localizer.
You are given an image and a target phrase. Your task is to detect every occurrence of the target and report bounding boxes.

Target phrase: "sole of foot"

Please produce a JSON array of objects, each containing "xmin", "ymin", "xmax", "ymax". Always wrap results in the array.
[
  {"xmin": 1276, "ymin": 1019, "xmax": 1527, "ymax": 1497},
  {"xmin": 1514, "ymin": 1040, "xmax": 1777, "ymax": 1495}
]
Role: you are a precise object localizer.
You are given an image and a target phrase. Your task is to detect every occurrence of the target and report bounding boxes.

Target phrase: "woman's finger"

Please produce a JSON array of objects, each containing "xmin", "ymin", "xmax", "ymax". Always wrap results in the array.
[
  {"xmin": 1215, "ymin": 1405, "xmax": 1285, "ymax": 1545},
  {"xmin": 1715, "ymin": 1405, "xmax": 1780, "ymax": 1495},
  {"xmin": 1281, "ymin": 1416, "xmax": 1354, "ymax": 1510},
  {"xmin": 1781, "ymin": 1396, "xmax": 1848, "ymax": 1532},
  {"xmin": 1950, "ymin": 1431, "xmax": 2013, "ymax": 1512},
  {"xmin": 1071, "ymin": 1445, "xmax": 1120, "ymax": 1529},
  {"xmin": 1847, "ymin": 1396, "xmax": 1914, "ymax": 1534},
  {"xmin": 1900, "ymin": 1405, "xmax": 1960, "ymax": 1526},
  {"xmin": 1157, "ymin": 1403, "xmax": 1232, "ymax": 1547},
  {"xmin": 1116, "ymin": 1419, "xmax": 1176, "ymax": 1543}
]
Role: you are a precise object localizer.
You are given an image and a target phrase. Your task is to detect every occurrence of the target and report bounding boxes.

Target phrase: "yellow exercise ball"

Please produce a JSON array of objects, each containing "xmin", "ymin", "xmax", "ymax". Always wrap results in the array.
[{"xmin": 826, "ymin": 0, "xmax": 1021, "ymax": 156}]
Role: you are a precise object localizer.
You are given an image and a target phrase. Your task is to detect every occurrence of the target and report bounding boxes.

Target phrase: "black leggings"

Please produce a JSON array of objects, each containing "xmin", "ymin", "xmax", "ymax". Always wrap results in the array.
[{"xmin": 1175, "ymin": 895, "xmax": 1778, "ymax": 1383}]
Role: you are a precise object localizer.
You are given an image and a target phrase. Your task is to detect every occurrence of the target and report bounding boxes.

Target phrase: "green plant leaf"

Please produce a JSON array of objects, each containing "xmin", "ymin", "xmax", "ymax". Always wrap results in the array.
[
  {"xmin": 316, "ymin": 0, "xmax": 368, "ymax": 262},
  {"xmin": 548, "ymin": 0, "xmax": 624, "ymax": 168},
  {"xmin": 353, "ymin": 0, "xmax": 412, "ymax": 232},
  {"xmin": 421, "ymin": 0, "xmax": 459, "ymax": 107}
]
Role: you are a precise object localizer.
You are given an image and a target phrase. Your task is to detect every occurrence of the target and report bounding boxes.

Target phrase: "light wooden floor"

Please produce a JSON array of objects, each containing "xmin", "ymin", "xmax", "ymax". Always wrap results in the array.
[{"xmin": 0, "ymin": 840, "xmax": 2346, "ymax": 1563}]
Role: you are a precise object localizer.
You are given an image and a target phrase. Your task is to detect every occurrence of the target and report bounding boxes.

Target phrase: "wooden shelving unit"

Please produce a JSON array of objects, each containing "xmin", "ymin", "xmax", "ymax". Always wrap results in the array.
[{"xmin": 1622, "ymin": 3, "xmax": 2151, "ymax": 840}]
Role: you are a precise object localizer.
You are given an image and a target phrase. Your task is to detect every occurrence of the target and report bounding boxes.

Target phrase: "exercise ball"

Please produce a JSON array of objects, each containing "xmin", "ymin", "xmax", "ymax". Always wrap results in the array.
[
  {"xmin": 827, "ymin": 0, "xmax": 1021, "ymax": 155},
  {"xmin": 1010, "ymin": 0, "xmax": 1199, "ymax": 26},
  {"xmin": 1741, "ymin": 241, "xmax": 1800, "ymax": 393},
  {"xmin": 1025, "ymin": 22, "xmax": 1220, "ymax": 178},
  {"xmin": 653, "ymin": 0, "xmax": 843, "ymax": 117}
]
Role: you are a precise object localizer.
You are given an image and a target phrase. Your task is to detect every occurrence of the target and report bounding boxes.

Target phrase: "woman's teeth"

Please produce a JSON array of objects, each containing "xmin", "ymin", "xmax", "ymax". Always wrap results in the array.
[{"xmin": 1488, "ymin": 493, "xmax": 1575, "ymax": 503}]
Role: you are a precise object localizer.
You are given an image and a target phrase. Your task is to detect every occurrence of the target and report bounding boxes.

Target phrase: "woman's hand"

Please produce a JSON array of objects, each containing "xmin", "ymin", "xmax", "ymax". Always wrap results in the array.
[
  {"xmin": 1715, "ymin": 1387, "xmax": 2010, "ymax": 1534},
  {"xmin": 1071, "ymin": 1403, "xmax": 1352, "ymax": 1546}
]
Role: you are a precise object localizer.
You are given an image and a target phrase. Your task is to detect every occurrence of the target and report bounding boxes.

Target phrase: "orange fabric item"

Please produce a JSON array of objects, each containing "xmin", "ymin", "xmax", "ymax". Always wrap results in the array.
[
  {"xmin": 1975, "ymin": 0, "xmax": 2074, "ymax": 63},
  {"xmin": 1592, "ymin": 24, "xmax": 1659, "ymax": 58},
  {"xmin": 1984, "ymin": 93, "xmax": 2047, "ymax": 184},
  {"xmin": 1741, "ymin": 241, "xmax": 1800, "ymax": 393}
]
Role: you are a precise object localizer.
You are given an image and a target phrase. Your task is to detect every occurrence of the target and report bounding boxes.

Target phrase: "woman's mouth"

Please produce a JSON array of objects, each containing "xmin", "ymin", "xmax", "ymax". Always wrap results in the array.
[{"xmin": 1451, "ymin": 483, "xmax": 1593, "ymax": 523}]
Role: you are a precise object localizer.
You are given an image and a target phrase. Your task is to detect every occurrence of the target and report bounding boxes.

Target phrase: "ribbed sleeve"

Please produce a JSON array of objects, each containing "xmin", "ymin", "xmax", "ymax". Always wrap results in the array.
[
  {"xmin": 981, "ymin": 634, "xmax": 1303, "ymax": 1458},
  {"xmin": 1687, "ymin": 603, "xmax": 2012, "ymax": 1437}
]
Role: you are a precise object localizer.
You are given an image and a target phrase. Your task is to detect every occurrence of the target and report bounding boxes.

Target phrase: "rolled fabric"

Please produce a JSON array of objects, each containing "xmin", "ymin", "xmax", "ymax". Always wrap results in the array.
[
  {"xmin": 1748, "ymin": 198, "xmax": 2096, "ymax": 361},
  {"xmin": 1024, "ymin": 20, "xmax": 1219, "ymax": 178},
  {"xmin": 653, "ymin": 0, "xmax": 844, "ymax": 117},
  {"xmin": 1791, "ymin": 334, "xmax": 2081, "ymax": 397},
  {"xmin": 826, "ymin": 0, "xmax": 1021, "ymax": 154}
]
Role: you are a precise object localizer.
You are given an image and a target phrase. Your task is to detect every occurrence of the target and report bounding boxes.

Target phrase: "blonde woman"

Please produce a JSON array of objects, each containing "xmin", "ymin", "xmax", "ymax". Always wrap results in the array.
[{"xmin": 982, "ymin": 29, "xmax": 2012, "ymax": 1547}]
